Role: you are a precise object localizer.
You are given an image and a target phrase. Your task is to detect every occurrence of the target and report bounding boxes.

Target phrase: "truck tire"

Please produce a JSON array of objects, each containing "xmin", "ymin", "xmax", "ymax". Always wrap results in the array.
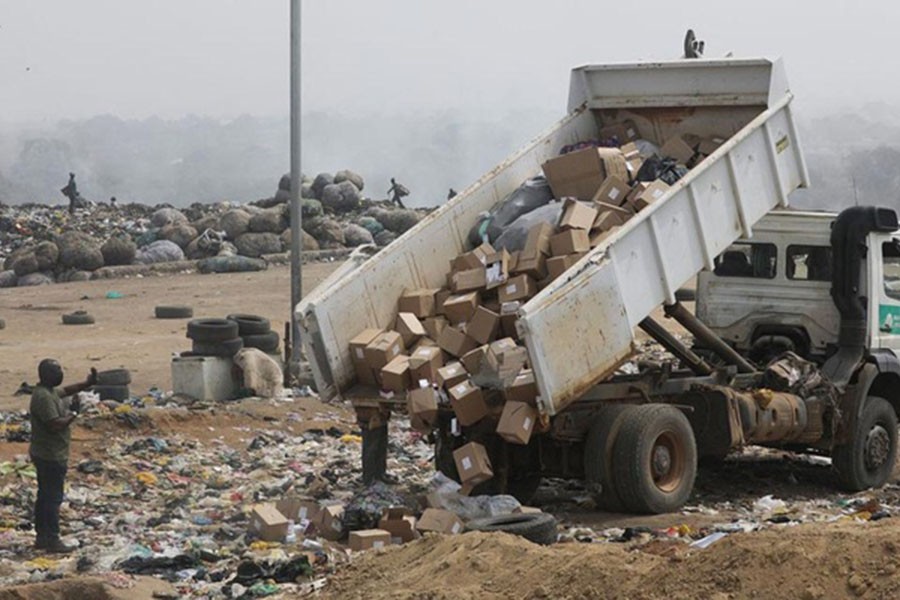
[
  {"xmin": 612, "ymin": 404, "xmax": 697, "ymax": 514},
  {"xmin": 242, "ymin": 331, "xmax": 280, "ymax": 352},
  {"xmin": 155, "ymin": 305, "xmax": 193, "ymax": 319},
  {"xmin": 226, "ymin": 313, "xmax": 271, "ymax": 335},
  {"xmin": 466, "ymin": 513, "xmax": 558, "ymax": 545},
  {"xmin": 186, "ymin": 318, "xmax": 239, "ymax": 343},
  {"xmin": 92, "ymin": 384, "xmax": 130, "ymax": 402},
  {"xmin": 833, "ymin": 396, "xmax": 898, "ymax": 492},
  {"xmin": 62, "ymin": 311, "xmax": 95, "ymax": 325},
  {"xmin": 192, "ymin": 337, "xmax": 244, "ymax": 357},
  {"xmin": 96, "ymin": 369, "xmax": 131, "ymax": 386},
  {"xmin": 584, "ymin": 404, "xmax": 638, "ymax": 512}
]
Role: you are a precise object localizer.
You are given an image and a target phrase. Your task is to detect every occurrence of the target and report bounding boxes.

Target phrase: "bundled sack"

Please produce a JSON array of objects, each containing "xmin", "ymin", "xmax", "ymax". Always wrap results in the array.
[{"xmin": 468, "ymin": 177, "xmax": 554, "ymax": 247}]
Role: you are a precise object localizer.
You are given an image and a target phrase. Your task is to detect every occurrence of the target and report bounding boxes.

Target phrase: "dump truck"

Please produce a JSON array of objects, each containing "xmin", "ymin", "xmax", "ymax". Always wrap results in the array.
[{"xmin": 297, "ymin": 57, "xmax": 900, "ymax": 513}]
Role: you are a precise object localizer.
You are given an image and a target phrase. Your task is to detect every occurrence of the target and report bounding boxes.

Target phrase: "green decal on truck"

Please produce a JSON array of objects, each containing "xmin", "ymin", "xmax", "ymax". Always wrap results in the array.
[{"xmin": 879, "ymin": 304, "xmax": 900, "ymax": 333}]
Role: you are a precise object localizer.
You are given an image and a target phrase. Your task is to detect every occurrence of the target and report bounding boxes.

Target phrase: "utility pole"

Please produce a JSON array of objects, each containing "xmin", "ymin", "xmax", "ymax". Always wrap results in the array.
[{"xmin": 289, "ymin": 0, "xmax": 303, "ymax": 372}]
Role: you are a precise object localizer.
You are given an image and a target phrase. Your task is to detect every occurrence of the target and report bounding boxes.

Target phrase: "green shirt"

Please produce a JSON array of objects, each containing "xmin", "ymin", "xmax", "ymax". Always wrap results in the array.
[{"xmin": 29, "ymin": 385, "xmax": 71, "ymax": 463}]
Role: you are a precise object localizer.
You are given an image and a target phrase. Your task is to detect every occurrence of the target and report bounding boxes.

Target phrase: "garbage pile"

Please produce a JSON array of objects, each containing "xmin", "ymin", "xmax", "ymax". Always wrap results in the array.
[{"xmin": 0, "ymin": 170, "xmax": 431, "ymax": 287}]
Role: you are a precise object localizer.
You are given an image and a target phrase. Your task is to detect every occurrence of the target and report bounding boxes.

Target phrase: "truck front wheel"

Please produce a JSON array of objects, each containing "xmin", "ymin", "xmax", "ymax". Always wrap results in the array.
[
  {"xmin": 612, "ymin": 405, "xmax": 697, "ymax": 514},
  {"xmin": 833, "ymin": 396, "xmax": 898, "ymax": 491}
]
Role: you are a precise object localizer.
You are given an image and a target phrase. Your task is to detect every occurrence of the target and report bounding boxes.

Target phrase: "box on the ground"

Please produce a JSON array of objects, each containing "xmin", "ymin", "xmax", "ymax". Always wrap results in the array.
[
  {"xmin": 349, "ymin": 529, "xmax": 391, "ymax": 551},
  {"xmin": 395, "ymin": 313, "xmax": 425, "ymax": 347},
  {"xmin": 381, "ymin": 355, "xmax": 411, "ymax": 393},
  {"xmin": 250, "ymin": 504, "xmax": 289, "ymax": 542},
  {"xmin": 629, "ymin": 180, "xmax": 671, "ymax": 212},
  {"xmin": 171, "ymin": 355, "xmax": 240, "ymax": 402},
  {"xmin": 365, "ymin": 330, "xmax": 405, "ymax": 370},
  {"xmin": 542, "ymin": 147, "xmax": 629, "ymax": 201},
  {"xmin": 398, "ymin": 289, "xmax": 438, "ymax": 318},
  {"xmin": 436, "ymin": 361, "xmax": 468, "ymax": 389},
  {"xmin": 450, "ymin": 267, "xmax": 487, "ymax": 293},
  {"xmin": 461, "ymin": 344, "xmax": 489, "ymax": 374},
  {"xmin": 547, "ymin": 254, "xmax": 582, "ymax": 280},
  {"xmin": 499, "ymin": 302, "xmax": 520, "ymax": 340},
  {"xmin": 416, "ymin": 508, "xmax": 464, "ymax": 535},
  {"xmin": 408, "ymin": 345, "xmax": 444, "ymax": 383},
  {"xmin": 437, "ymin": 326, "xmax": 478, "ymax": 358},
  {"xmin": 484, "ymin": 249, "xmax": 510, "ymax": 290},
  {"xmin": 498, "ymin": 274, "xmax": 537, "ymax": 303},
  {"xmin": 448, "ymin": 380, "xmax": 488, "ymax": 426},
  {"xmin": 698, "ymin": 136, "xmax": 725, "ymax": 155},
  {"xmin": 443, "ymin": 292, "xmax": 480, "ymax": 325},
  {"xmin": 550, "ymin": 229, "xmax": 590, "ymax": 256},
  {"xmin": 452, "ymin": 441, "xmax": 494, "ymax": 485},
  {"xmin": 467, "ymin": 306, "xmax": 500, "ymax": 345},
  {"xmin": 473, "ymin": 338, "xmax": 528, "ymax": 389},
  {"xmin": 407, "ymin": 385, "xmax": 438, "ymax": 432},
  {"xmin": 660, "ymin": 136, "xmax": 696, "ymax": 165},
  {"xmin": 317, "ymin": 504, "xmax": 344, "ymax": 541},
  {"xmin": 599, "ymin": 120, "xmax": 639, "ymax": 143},
  {"xmin": 590, "ymin": 176, "xmax": 631, "ymax": 207},
  {"xmin": 276, "ymin": 496, "xmax": 320, "ymax": 524},
  {"xmin": 496, "ymin": 401, "xmax": 539, "ymax": 445},
  {"xmin": 422, "ymin": 316, "xmax": 448, "ymax": 341},
  {"xmin": 558, "ymin": 198, "xmax": 598, "ymax": 231},
  {"xmin": 451, "ymin": 243, "xmax": 494, "ymax": 272},
  {"xmin": 379, "ymin": 508, "xmax": 418, "ymax": 544},
  {"xmin": 503, "ymin": 369, "xmax": 538, "ymax": 405}
]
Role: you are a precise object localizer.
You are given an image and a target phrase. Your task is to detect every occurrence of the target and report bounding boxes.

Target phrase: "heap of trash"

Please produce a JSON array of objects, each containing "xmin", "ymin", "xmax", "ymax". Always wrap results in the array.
[{"xmin": 0, "ymin": 169, "xmax": 431, "ymax": 287}]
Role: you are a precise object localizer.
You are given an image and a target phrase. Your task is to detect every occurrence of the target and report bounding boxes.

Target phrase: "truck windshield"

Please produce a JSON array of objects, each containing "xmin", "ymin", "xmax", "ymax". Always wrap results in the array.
[
  {"xmin": 787, "ymin": 245, "xmax": 832, "ymax": 281},
  {"xmin": 713, "ymin": 243, "xmax": 777, "ymax": 279},
  {"xmin": 884, "ymin": 241, "xmax": 900, "ymax": 300}
]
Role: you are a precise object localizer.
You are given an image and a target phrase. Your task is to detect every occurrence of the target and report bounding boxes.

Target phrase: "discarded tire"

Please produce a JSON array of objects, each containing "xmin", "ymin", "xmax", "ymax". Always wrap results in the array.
[
  {"xmin": 92, "ymin": 384, "xmax": 130, "ymax": 402},
  {"xmin": 466, "ymin": 513, "xmax": 558, "ymax": 545},
  {"xmin": 155, "ymin": 305, "xmax": 194, "ymax": 319},
  {"xmin": 0, "ymin": 318, "xmax": 5, "ymax": 330},
  {"xmin": 186, "ymin": 318, "xmax": 239, "ymax": 343},
  {"xmin": 96, "ymin": 369, "xmax": 131, "ymax": 386},
  {"xmin": 62, "ymin": 311, "xmax": 95, "ymax": 325},
  {"xmin": 192, "ymin": 337, "xmax": 244, "ymax": 357},
  {"xmin": 226, "ymin": 314, "xmax": 271, "ymax": 336},
  {"xmin": 242, "ymin": 331, "xmax": 280, "ymax": 353}
]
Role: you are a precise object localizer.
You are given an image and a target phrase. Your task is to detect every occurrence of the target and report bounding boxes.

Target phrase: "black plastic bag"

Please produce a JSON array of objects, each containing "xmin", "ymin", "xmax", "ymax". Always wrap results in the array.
[
  {"xmin": 467, "ymin": 176, "xmax": 554, "ymax": 247},
  {"xmin": 635, "ymin": 155, "xmax": 690, "ymax": 186}
]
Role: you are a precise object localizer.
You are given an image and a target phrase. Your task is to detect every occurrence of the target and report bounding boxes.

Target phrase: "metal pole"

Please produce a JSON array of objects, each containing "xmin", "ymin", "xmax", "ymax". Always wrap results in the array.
[{"xmin": 289, "ymin": 0, "xmax": 303, "ymax": 370}]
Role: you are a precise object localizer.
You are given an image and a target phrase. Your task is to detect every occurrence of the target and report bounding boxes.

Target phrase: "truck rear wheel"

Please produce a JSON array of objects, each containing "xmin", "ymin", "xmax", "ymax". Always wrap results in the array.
[
  {"xmin": 612, "ymin": 404, "xmax": 697, "ymax": 514},
  {"xmin": 584, "ymin": 404, "xmax": 637, "ymax": 512},
  {"xmin": 833, "ymin": 396, "xmax": 897, "ymax": 491}
]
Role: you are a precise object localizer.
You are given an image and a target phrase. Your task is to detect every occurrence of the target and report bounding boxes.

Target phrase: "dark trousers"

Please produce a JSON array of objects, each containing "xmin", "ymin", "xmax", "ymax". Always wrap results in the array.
[{"xmin": 32, "ymin": 456, "xmax": 67, "ymax": 542}]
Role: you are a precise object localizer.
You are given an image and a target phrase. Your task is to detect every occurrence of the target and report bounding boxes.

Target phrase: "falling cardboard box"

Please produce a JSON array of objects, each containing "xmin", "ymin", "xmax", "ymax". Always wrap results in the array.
[
  {"xmin": 558, "ymin": 198, "xmax": 598, "ymax": 231},
  {"xmin": 416, "ymin": 508, "xmax": 464, "ymax": 535},
  {"xmin": 590, "ymin": 175, "xmax": 631, "ymax": 207},
  {"xmin": 249, "ymin": 504, "xmax": 289, "ymax": 542},
  {"xmin": 364, "ymin": 331, "xmax": 405, "ymax": 371},
  {"xmin": 443, "ymin": 292, "xmax": 480, "ymax": 325},
  {"xmin": 498, "ymin": 274, "xmax": 537, "ymax": 303},
  {"xmin": 398, "ymin": 289, "xmax": 438, "ymax": 318},
  {"xmin": 473, "ymin": 337, "xmax": 528, "ymax": 390},
  {"xmin": 550, "ymin": 229, "xmax": 590, "ymax": 257},
  {"xmin": 436, "ymin": 361, "xmax": 468, "ymax": 389},
  {"xmin": 496, "ymin": 401, "xmax": 539, "ymax": 445},
  {"xmin": 467, "ymin": 306, "xmax": 500, "ymax": 345},
  {"xmin": 408, "ymin": 345, "xmax": 444, "ymax": 382},
  {"xmin": 452, "ymin": 441, "xmax": 494, "ymax": 485},
  {"xmin": 503, "ymin": 369, "xmax": 538, "ymax": 405},
  {"xmin": 379, "ymin": 508, "xmax": 418, "ymax": 544},
  {"xmin": 395, "ymin": 313, "xmax": 425, "ymax": 347},
  {"xmin": 407, "ymin": 385, "xmax": 439, "ymax": 433},
  {"xmin": 349, "ymin": 529, "xmax": 392, "ymax": 551},
  {"xmin": 437, "ymin": 326, "xmax": 478, "ymax": 358},
  {"xmin": 317, "ymin": 504, "xmax": 344, "ymax": 541},
  {"xmin": 349, "ymin": 328, "xmax": 383, "ymax": 386},
  {"xmin": 542, "ymin": 147, "xmax": 629, "ymax": 201},
  {"xmin": 380, "ymin": 355, "xmax": 411, "ymax": 393},
  {"xmin": 448, "ymin": 380, "xmax": 489, "ymax": 426}
]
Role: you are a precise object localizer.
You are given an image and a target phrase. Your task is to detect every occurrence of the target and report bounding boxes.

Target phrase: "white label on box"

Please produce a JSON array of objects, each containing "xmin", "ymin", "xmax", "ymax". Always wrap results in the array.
[
  {"xmin": 486, "ymin": 264, "xmax": 501, "ymax": 282},
  {"xmin": 419, "ymin": 379, "xmax": 429, "ymax": 388},
  {"xmin": 391, "ymin": 536, "xmax": 401, "ymax": 544},
  {"xmin": 454, "ymin": 383, "xmax": 467, "ymax": 395},
  {"xmin": 298, "ymin": 507, "xmax": 308, "ymax": 520},
  {"xmin": 626, "ymin": 128, "xmax": 636, "ymax": 138},
  {"xmin": 506, "ymin": 283, "xmax": 517, "ymax": 295},
  {"xmin": 523, "ymin": 417, "xmax": 532, "ymax": 430},
  {"xmin": 253, "ymin": 519, "xmax": 262, "ymax": 531},
  {"xmin": 451, "ymin": 522, "xmax": 462, "ymax": 534},
  {"xmin": 355, "ymin": 348, "xmax": 364, "ymax": 359},
  {"xmin": 450, "ymin": 366, "xmax": 461, "ymax": 375},
  {"xmin": 451, "ymin": 418, "xmax": 461, "ymax": 436},
  {"xmin": 652, "ymin": 189, "xmax": 664, "ymax": 199},
  {"xmin": 417, "ymin": 348, "xmax": 430, "ymax": 356},
  {"xmin": 331, "ymin": 519, "xmax": 341, "ymax": 531},
  {"xmin": 373, "ymin": 541, "xmax": 385, "ymax": 549},
  {"xmin": 392, "ymin": 345, "xmax": 400, "ymax": 356},
  {"xmin": 461, "ymin": 457, "xmax": 472, "ymax": 471},
  {"xmin": 608, "ymin": 188, "xmax": 620, "ymax": 201}
]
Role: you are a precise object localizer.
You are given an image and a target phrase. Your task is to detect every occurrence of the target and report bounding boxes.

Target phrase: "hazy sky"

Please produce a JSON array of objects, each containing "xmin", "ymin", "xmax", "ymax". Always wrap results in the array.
[{"xmin": 1, "ymin": 0, "xmax": 899, "ymax": 124}]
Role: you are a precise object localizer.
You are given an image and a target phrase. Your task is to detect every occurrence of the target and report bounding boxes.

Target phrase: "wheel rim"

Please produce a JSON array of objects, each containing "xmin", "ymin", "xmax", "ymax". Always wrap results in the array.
[
  {"xmin": 650, "ymin": 430, "xmax": 686, "ymax": 493},
  {"xmin": 864, "ymin": 424, "xmax": 891, "ymax": 471}
]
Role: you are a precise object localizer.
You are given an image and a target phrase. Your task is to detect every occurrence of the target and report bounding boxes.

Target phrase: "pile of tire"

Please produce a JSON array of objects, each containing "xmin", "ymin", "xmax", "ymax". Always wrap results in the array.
[
  {"xmin": 226, "ymin": 314, "xmax": 280, "ymax": 354},
  {"xmin": 186, "ymin": 318, "xmax": 243, "ymax": 357},
  {"xmin": 92, "ymin": 369, "xmax": 131, "ymax": 402}
]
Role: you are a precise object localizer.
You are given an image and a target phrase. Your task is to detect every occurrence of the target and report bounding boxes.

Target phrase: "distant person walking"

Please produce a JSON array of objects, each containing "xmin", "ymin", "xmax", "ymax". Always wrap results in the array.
[
  {"xmin": 447, "ymin": 188, "xmax": 458, "ymax": 201},
  {"xmin": 60, "ymin": 173, "xmax": 84, "ymax": 214},
  {"xmin": 387, "ymin": 178, "xmax": 409, "ymax": 209}
]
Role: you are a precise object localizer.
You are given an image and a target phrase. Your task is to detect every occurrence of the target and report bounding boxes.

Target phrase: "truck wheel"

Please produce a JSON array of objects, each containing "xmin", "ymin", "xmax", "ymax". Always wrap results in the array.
[
  {"xmin": 833, "ymin": 396, "xmax": 898, "ymax": 491},
  {"xmin": 612, "ymin": 404, "xmax": 697, "ymax": 514},
  {"xmin": 584, "ymin": 404, "xmax": 637, "ymax": 512}
]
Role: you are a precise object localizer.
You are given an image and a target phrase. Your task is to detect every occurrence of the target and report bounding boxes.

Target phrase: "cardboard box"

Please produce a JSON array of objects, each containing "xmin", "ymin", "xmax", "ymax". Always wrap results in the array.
[
  {"xmin": 626, "ymin": 156, "xmax": 644, "ymax": 179},
  {"xmin": 558, "ymin": 198, "xmax": 598, "ymax": 231},
  {"xmin": 620, "ymin": 141, "xmax": 640, "ymax": 159},
  {"xmin": 364, "ymin": 330, "xmax": 405, "ymax": 370},
  {"xmin": 467, "ymin": 306, "xmax": 500, "ymax": 345},
  {"xmin": 660, "ymin": 136, "xmax": 696, "ymax": 164},
  {"xmin": 434, "ymin": 289, "xmax": 452, "ymax": 316},
  {"xmin": 624, "ymin": 181, "xmax": 648, "ymax": 205},
  {"xmin": 590, "ymin": 176, "xmax": 631, "ymax": 207},
  {"xmin": 450, "ymin": 267, "xmax": 487, "ymax": 293},
  {"xmin": 513, "ymin": 506, "xmax": 544, "ymax": 514},
  {"xmin": 416, "ymin": 508, "xmax": 464, "ymax": 535},
  {"xmin": 452, "ymin": 442, "xmax": 494, "ymax": 485},
  {"xmin": 317, "ymin": 504, "xmax": 344, "ymax": 541},
  {"xmin": 590, "ymin": 227, "xmax": 620, "ymax": 248},
  {"xmin": 448, "ymin": 380, "xmax": 488, "ymax": 426},
  {"xmin": 412, "ymin": 337, "xmax": 438, "ymax": 353},
  {"xmin": 379, "ymin": 508, "xmax": 418, "ymax": 544},
  {"xmin": 629, "ymin": 180, "xmax": 671, "ymax": 212},
  {"xmin": 546, "ymin": 254, "xmax": 582, "ymax": 280},
  {"xmin": 461, "ymin": 345, "xmax": 489, "ymax": 375},
  {"xmin": 408, "ymin": 345, "xmax": 444, "ymax": 383},
  {"xmin": 407, "ymin": 386, "xmax": 438, "ymax": 432},
  {"xmin": 499, "ymin": 302, "xmax": 520, "ymax": 340},
  {"xmin": 451, "ymin": 243, "xmax": 494, "ymax": 272},
  {"xmin": 592, "ymin": 210, "xmax": 628, "ymax": 233},
  {"xmin": 381, "ymin": 355, "xmax": 410, "ymax": 393},
  {"xmin": 349, "ymin": 529, "xmax": 391, "ymax": 551},
  {"xmin": 496, "ymin": 401, "xmax": 539, "ymax": 445},
  {"xmin": 398, "ymin": 289, "xmax": 438, "ymax": 318},
  {"xmin": 698, "ymin": 136, "xmax": 725, "ymax": 155},
  {"xmin": 437, "ymin": 326, "xmax": 478, "ymax": 358},
  {"xmin": 472, "ymin": 338, "xmax": 528, "ymax": 389},
  {"xmin": 276, "ymin": 496, "xmax": 320, "ymax": 524},
  {"xmin": 598, "ymin": 119, "xmax": 639, "ymax": 143},
  {"xmin": 443, "ymin": 292, "xmax": 480, "ymax": 325},
  {"xmin": 436, "ymin": 361, "xmax": 468, "ymax": 389},
  {"xmin": 422, "ymin": 316, "xmax": 448, "ymax": 341},
  {"xmin": 550, "ymin": 230, "xmax": 590, "ymax": 257},
  {"xmin": 498, "ymin": 274, "xmax": 537, "ymax": 303},
  {"xmin": 395, "ymin": 313, "xmax": 425, "ymax": 347},
  {"xmin": 503, "ymin": 369, "xmax": 538, "ymax": 405},
  {"xmin": 542, "ymin": 147, "xmax": 629, "ymax": 201},
  {"xmin": 523, "ymin": 222, "xmax": 554, "ymax": 257},
  {"xmin": 250, "ymin": 504, "xmax": 289, "ymax": 542},
  {"xmin": 512, "ymin": 252, "xmax": 547, "ymax": 281},
  {"xmin": 484, "ymin": 249, "xmax": 510, "ymax": 290},
  {"xmin": 350, "ymin": 328, "xmax": 383, "ymax": 385}
]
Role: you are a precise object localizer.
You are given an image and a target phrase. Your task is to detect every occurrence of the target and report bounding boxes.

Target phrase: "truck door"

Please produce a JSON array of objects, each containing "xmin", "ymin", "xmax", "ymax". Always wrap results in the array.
[{"xmin": 874, "ymin": 235, "xmax": 900, "ymax": 350}]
